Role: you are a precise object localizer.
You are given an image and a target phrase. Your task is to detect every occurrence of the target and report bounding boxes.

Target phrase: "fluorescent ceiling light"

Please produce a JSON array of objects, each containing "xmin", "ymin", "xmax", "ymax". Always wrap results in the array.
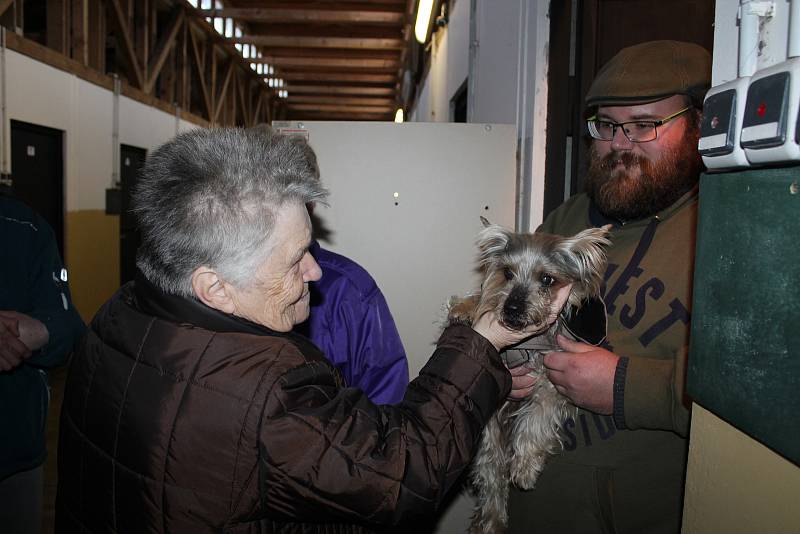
[{"xmin": 415, "ymin": 0, "xmax": 435, "ymax": 43}]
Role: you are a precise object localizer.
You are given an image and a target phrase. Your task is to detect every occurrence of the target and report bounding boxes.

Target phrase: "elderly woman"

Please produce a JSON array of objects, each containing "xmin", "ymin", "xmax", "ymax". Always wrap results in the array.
[{"xmin": 55, "ymin": 128, "xmax": 569, "ymax": 533}]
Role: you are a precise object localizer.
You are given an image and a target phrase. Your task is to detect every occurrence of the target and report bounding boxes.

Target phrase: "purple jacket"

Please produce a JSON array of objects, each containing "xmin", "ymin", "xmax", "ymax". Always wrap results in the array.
[{"xmin": 295, "ymin": 241, "xmax": 409, "ymax": 404}]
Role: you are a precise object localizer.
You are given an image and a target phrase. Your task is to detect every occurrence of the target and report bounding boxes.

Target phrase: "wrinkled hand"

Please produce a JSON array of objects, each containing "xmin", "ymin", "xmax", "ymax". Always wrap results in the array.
[
  {"xmin": 473, "ymin": 284, "xmax": 573, "ymax": 351},
  {"xmin": 543, "ymin": 334, "xmax": 619, "ymax": 414},
  {"xmin": 0, "ymin": 312, "xmax": 32, "ymax": 372},
  {"xmin": 507, "ymin": 363, "xmax": 538, "ymax": 400}
]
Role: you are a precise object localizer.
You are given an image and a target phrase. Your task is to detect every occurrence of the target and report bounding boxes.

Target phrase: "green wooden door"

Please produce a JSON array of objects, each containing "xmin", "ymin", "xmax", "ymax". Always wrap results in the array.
[{"xmin": 689, "ymin": 168, "xmax": 800, "ymax": 465}]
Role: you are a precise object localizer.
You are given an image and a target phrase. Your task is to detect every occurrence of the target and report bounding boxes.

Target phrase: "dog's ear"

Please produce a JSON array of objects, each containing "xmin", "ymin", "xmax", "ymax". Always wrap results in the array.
[
  {"xmin": 475, "ymin": 222, "xmax": 513, "ymax": 269},
  {"xmin": 555, "ymin": 226, "xmax": 611, "ymax": 300}
]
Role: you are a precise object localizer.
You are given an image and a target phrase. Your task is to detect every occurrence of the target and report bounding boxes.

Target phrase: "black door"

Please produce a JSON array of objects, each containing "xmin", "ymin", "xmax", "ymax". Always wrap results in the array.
[
  {"xmin": 9, "ymin": 120, "xmax": 65, "ymax": 256},
  {"xmin": 120, "ymin": 145, "xmax": 147, "ymax": 285},
  {"xmin": 451, "ymin": 79, "xmax": 468, "ymax": 123}
]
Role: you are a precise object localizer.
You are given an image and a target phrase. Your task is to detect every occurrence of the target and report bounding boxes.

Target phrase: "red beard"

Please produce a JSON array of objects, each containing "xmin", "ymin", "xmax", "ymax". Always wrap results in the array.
[{"xmin": 585, "ymin": 131, "xmax": 703, "ymax": 221}]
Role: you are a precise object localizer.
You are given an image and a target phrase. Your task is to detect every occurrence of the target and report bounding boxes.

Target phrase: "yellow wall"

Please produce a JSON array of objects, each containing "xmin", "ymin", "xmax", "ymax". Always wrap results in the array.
[
  {"xmin": 683, "ymin": 405, "xmax": 800, "ymax": 534},
  {"xmin": 65, "ymin": 210, "xmax": 120, "ymax": 323}
]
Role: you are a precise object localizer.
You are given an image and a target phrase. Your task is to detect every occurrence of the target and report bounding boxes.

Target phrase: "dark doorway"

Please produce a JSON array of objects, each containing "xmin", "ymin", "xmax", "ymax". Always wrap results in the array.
[
  {"xmin": 451, "ymin": 79, "xmax": 468, "ymax": 123},
  {"xmin": 120, "ymin": 144, "xmax": 147, "ymax": 285},
  {"xmin": 9, "ymin": 120, "xmax": 65, "ymax": 256},
  {"xmin": 544, "ymin": 0, "xmax": 715, "ymax": 218}
]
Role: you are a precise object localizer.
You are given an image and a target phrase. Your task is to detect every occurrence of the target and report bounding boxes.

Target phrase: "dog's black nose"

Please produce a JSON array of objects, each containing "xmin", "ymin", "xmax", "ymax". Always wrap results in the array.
[
  {"xmin": 505, "ymin": 300, "xmax": 522, "ymax": 314},
  {"xmin": 502, "ymin": 287, "xmax": 528, "ymax": 330}
]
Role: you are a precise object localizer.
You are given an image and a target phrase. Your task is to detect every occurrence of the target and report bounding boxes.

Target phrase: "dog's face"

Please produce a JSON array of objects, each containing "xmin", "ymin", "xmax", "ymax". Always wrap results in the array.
[{"xmin": 473, "ymin": 219, "xmax": 610, "ymax": 331}]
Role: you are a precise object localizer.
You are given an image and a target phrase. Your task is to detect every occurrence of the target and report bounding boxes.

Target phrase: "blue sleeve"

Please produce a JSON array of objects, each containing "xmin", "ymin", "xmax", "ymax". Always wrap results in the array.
[
  {"xmin": 25, "ymin": 215, "xmax": 85, "ymax": 368},
  {"xmin": 322, "ymin": 280, "xmax": 410, "ymax": 405}
]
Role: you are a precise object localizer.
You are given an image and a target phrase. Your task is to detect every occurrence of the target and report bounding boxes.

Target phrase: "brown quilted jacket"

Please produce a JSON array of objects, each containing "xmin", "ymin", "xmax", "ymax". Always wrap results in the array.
[{"xmin": 55, "ymin": 277, "xmax": 509, "ymax": 533}]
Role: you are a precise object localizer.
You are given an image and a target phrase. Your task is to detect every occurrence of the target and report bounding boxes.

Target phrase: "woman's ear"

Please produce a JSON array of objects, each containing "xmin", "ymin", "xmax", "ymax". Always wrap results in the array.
[{"xmin": 191, "ymin": 267, "xmax": 236, "ymax": 314}]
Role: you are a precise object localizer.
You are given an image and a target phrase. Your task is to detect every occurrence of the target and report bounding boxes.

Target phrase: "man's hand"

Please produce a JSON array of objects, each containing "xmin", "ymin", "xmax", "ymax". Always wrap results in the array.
[
  {"xmin": 543, "ymin": 334, "xmax": 619, "ymax": 414},
  {"xmin": 507, "ymin": 363, "xmax": 538, "ymax": 400},
  {"xmin": 474, "ymin": 284, "xmax": 573, "ymax": 351},
  {"xmin": 0, "ymin": 313, "xmax": 32, "ymax": 371},
  {"xmin": 0, "ymin": 311, "xmax": 49, "ymax": 351}
]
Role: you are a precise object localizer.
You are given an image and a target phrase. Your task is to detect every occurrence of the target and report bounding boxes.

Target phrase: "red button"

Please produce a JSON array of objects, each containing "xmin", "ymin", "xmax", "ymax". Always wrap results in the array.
[{"xmin": 757, "ymin": 102, "xmax": 767, "ymax": 116}]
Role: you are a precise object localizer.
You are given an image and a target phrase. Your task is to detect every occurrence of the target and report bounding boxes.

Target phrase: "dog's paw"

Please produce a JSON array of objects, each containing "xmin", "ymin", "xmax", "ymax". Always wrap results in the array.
[
  {"xmin": 447, "ymin": 294, "xmax": 480, "ymax": 326},
  {"xmin": 511, "ymin": 453, "xmax": 547, "ymax": 490}
]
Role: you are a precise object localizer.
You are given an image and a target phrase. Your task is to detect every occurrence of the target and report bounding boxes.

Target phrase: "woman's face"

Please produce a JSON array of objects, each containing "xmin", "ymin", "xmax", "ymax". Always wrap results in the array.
[{"xmin": 229, "ymin": 202, "xmax": 322, "ymax": 332}]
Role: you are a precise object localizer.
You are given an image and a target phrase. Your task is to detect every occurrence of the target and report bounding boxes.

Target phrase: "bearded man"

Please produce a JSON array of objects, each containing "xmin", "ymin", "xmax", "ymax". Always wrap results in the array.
[{"xmin": 505, "ymin": 40, "xmax": 710, "ymax": 533}]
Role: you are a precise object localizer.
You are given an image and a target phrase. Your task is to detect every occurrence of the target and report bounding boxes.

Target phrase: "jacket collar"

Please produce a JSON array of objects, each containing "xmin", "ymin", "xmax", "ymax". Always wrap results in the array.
[{"xmin": 134, "ymin": 271, "xmax": 292, "ymax": 339}]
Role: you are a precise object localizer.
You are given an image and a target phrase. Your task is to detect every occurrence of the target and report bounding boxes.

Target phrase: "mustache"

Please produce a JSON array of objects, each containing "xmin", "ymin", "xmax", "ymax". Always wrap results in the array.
[{"xmin": 595, "ymin": 151, "xmax": 646, "ymax": 172}]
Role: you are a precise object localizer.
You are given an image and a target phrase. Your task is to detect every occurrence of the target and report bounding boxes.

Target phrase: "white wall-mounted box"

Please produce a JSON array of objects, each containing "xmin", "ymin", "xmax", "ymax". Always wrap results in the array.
[
  {"xmin": 699, "ymin": 76, "xmax": 751, "ymax": 170},
  {"xmin": 741, "ymin": 57, "xmax": 800, "ymax": 164}
]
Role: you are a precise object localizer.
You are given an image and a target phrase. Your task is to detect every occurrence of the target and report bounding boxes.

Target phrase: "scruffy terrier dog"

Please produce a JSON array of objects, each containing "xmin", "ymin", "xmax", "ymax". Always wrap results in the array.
[{"xmin": 448, "ymin": 218, "xmax": 610, "ymax": 534}]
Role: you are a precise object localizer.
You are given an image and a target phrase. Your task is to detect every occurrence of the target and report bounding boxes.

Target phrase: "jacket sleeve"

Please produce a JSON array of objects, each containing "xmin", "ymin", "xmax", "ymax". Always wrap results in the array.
[
  {"xmin": 615, "ymin": 345, "xmax": 691, "ymax": 436},
  {"xmin": 258, "ymin": 324, "xmax": 510, "ymax": 525},
  {"xmin": 331, "ymin": 282, "xmax": 409, "ymax": 405},
  {"xmin": 24, "ymin": 214, "xmax": 85, "ymax": 368}
]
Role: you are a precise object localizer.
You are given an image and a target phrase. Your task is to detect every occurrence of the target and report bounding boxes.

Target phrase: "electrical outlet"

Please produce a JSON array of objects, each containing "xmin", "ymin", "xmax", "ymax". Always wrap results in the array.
[
  {"xmin": 741, "ymin": 57, "xmax": 800, "ymax": 164},
  {"xmin": 699, "ymin": 76, "xmax": 751, "ymax": 170}
]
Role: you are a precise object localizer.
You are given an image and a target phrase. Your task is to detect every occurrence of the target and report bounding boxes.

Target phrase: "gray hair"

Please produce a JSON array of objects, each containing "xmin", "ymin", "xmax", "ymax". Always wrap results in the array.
[{"xmin": 133, "ymin": 127, "xmax": 328, "ymax": 297}]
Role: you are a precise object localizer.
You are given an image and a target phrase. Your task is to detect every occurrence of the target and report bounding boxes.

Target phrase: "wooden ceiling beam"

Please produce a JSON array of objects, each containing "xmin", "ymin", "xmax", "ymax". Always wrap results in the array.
[
  {"xmin": 252, "ymin": 48, "xmax": 398, "ymax": 60},
  {"xmin": 255, "ymin": 57, "xmax": 399, "ymax": 69},
  {"xmin": 145, "ymin": 7, "xmax": 185, "ymax": 94},
  {"xmin": 290, "ymin": 113, "xmax": 392, "ymax": 122},
  {"xmin": 46, "ymin": 0, "xmax": 68, "ymax": 54},
  {"xmin": 237, "ymin": 73, "xmax": 250, "ymax": 126},
  {"xmin": 108, "ymin": 0, "xmax": 145, "ymax": 89},
  {"xmin": 185, "ymin": 1, "xmax": 410, "ymax": 121},
  {"xmin": 71, "ymin": 0, "xmax": 89, "ymax": 65},
  {"xmin": 287, "ymin": 85, "xmax": 394, "ymax": 96},
  {"xmin": 197, "ymin": 7, "xmax": 404, "ymax": 25},
  {"xmin": 289, "ymin": 103, "xmax": 395, "ymax": 113},
  {"xmin": 214, "ymin": 58, "xmax": 236, "ymax": 122},
  {"xmin": 253, "ymin": 91, "xmax": 265, "ymax": 124},
  {"xmin": 280, "ymin": 72, "xmax": 396, "ymax": 83},
  {"xmin": 178, "ymin": 21, "xmax": 190, "ymax": 110},
  {"xmin": 230, "ymin": 35, "xmax": 403, "ymax": 50},
  {"xmin": 245, "ymin": 24, "xmax": 402, "ymax": 39},
  {"xmin": 188, "ymin": 27, "xmax": 213, "ymax": 119},
  {"xmin": 287, "ymin": 95, "xmax": 396, "ymax": 106}
]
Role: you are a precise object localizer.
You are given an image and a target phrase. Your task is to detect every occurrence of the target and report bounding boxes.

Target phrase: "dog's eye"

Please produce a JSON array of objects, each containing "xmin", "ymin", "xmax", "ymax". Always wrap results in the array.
[
  {"xmin": 540, "ymin": 274, "xmax": 555, "ymax": 287},
  {"xmin": 503, "ymin": 268, "xmax": 514, "ymax": 281}
]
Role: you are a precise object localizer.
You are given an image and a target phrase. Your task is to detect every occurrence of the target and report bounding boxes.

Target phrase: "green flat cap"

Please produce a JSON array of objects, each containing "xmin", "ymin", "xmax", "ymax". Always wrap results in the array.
[{"xmin": 585, "ymin": 40, "xmax": 711, "ymax": 109}]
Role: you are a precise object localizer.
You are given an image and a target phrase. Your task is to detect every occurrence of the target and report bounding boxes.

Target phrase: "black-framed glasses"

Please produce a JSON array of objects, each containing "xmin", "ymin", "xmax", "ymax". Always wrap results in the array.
[{"xmin": 586, "ymin": 106, "xmax": 691, "ymax": 143}]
